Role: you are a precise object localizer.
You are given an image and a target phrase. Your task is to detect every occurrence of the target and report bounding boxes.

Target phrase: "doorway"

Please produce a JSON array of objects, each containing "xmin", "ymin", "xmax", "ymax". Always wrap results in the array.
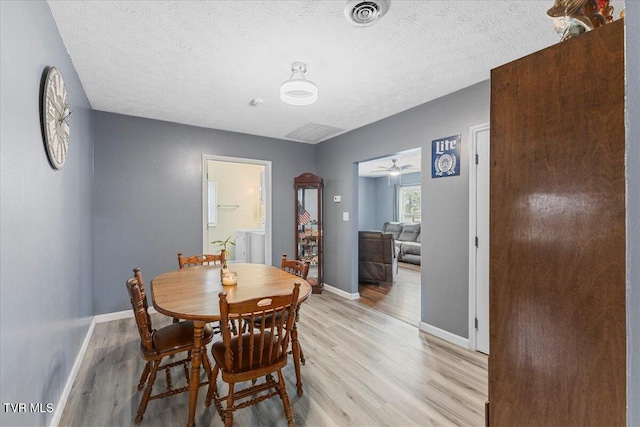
[
  {"xmin": 202, "ymin": 154, "xmax": 272, "ymax": 265},
  {"xmin": 356, "ymin": 148, "xmax": 422, "ymax": 326}
]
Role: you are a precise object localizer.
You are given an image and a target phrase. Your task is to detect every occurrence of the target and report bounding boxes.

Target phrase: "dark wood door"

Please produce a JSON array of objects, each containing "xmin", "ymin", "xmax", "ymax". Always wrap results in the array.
[{"xmin": 488, "ymin": 20, "xmax": 625, "ymax": 426}]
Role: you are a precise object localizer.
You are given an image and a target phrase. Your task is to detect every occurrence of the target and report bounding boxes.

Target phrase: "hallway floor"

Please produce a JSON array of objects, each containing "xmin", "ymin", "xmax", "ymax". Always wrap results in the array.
[{"xmin": 358, "ymin": 262, "xmax": 420, "ymax": 326}]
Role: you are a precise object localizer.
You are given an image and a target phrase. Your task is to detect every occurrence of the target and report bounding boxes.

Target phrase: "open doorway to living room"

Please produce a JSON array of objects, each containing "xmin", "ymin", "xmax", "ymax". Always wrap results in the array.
[{"xmin": 357, "ymin": 148, "xmax": 422, "ymax": 326}]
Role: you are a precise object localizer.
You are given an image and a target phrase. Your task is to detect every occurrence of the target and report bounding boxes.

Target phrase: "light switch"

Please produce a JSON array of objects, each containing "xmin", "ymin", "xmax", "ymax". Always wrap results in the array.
[
  {"xmin": 333, "ymin": 195, "xmax": 341, "ymax": 203},
  {"xmin": 343, "ymin": 212, "xmax": 349, "ymax": 221}
]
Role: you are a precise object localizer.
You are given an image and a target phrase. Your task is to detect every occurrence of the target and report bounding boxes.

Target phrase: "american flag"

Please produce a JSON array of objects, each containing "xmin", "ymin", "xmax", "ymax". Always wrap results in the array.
[{"xmin": 298, "ymin": 204, "xmax": 311, "ymax": 225}]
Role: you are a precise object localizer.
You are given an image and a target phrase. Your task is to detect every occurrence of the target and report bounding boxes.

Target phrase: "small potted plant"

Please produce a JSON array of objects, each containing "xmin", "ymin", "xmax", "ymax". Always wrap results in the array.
[{"xmin": 211, "ymin": 236, "xmax": 235, "ymax": 280}]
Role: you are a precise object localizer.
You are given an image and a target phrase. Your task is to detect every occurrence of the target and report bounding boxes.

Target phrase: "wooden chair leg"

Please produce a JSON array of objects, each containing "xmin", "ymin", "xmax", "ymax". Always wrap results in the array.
[
  {"xmin": 224, "ymin": 382, "xmax": 235, "ymax": 427},
  {"xmin": 291, "ymin": 324, "xmax": 303, "ymax": 396},
  {"xmin": 135, "ymin": 359, "xmax": 160, "ymax": 425},
  {"xmin": 205, "ymin": 364, "xmax": 219, "ymax": 408},
  {"xmin": 277, "ymin": 369, "xmax": 295, "ymax": 426},
  {"xmin": 298, "ymin": 342, "xmax": 306, "ymax": 365},
  {"xmin": 201, "ymin": 348, "xmax": 212, "ymax": 383},
  {"xmin": 137, "ymin": 361, "xmax": 151, "ymax": 391}
]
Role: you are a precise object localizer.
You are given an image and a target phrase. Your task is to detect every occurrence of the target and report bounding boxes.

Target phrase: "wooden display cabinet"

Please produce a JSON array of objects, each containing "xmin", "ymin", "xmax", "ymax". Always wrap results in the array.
[{"xmin": 294, "ymin": 173, "xmax": 323, "ymax": 294}]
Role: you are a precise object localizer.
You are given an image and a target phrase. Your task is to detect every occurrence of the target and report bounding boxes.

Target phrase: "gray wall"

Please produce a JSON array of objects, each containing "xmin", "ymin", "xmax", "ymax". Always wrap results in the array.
[
  {"xmin": 93, "ymin": 112, "xmax": 315, "ymax": 314},
  {"xmin": 0, "ymin": 2, "xmax": 94, "ymax": 426},
  {"xmin": 374, "ymin": 176, "xmax": 394, "ymax": 226},
  {"xmin": 317, "ymin": 81, "xmax": 489, "ymax": 338},
  {"xmin": 399, "ymin": 171, "xmax": 422, "ymax": 187},
  {"xmin": 357, "ymin": 177, "xmax": 377, "ymax": 230},
  {"xmin": 357, "ymin": 175, "xmax": 395, "ymax": 231},
  {"xmin": 626, "ymin": 2, "xmax": 640, "ymax": 424},
  {"xmin": 359, "ymin": 172, "xmax": 423, "ymax": 231}
]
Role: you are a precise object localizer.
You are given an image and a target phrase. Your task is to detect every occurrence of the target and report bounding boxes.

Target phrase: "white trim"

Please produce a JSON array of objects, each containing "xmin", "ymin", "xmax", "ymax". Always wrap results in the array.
[
  {"xmin": 468, "ymin": 122, "xmax": 490, "ymax": 352},
  {"xmin": 93, "ymin": 309, "xmax": 132, "ymax": 323},
  {"xmin": 201, "ymin": 154, "xmax": 273, "ymax": 266},
  {"xmin": 93, "ymin": 307, "xmax": 157, "ymax": 324},
  {"xmin": 207, "ymin": 181, "xmax": 218, "ymax": 227},
  {"xmin": 419, "ymin": 321, "xmax": 470, "ymax": 349},
  {"xmin": 322, "ymin": 283, "xmax": 360, "ymax": 300},
  {"xmin": 49, "ymin": 317, "xmax": 96, "ymax": 427}
]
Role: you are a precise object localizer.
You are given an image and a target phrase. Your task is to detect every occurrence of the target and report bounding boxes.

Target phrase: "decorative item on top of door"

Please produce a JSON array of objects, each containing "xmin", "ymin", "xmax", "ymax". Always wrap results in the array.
[
  {"xmin": 546, "ymin": 0, "xmax": 621, "ymax": 42},
  {"xmin": 294, "ymin": 173, "xmax": 323, "ymax": 294}
]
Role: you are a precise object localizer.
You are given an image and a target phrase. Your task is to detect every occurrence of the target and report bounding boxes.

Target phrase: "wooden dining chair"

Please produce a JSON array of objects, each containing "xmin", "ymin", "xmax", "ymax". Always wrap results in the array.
[
  {"xmin": 205, "ymin": 282, "xmax": 301, "ymax": 427},
  {"xmin": 281, "ymin": 253, "xmax": 310, "ymax": 280},
  {"xmin": 281, "ymin": 254, "xmax": 309, "ymax": 395},
  {"xmin": 126, "ymin": 267, "xmax": 214, "ymax": 425},
  {"xmin": 177, "ymin": 251, "xmax": 225, "ymax": 269},
  {"xmin": 246, "ymin": 254, "xmax": 309, "ymax": 395}
]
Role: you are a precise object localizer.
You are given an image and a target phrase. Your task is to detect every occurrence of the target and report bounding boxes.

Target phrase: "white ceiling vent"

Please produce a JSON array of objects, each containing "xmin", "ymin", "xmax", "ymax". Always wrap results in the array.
[
  {"xmin": 285, "ymin": 123, "xmax": 344, "ymax": 143},
  {"xmin": 344, "ymin": 0, "xmax": 390, "ymax": 27}
]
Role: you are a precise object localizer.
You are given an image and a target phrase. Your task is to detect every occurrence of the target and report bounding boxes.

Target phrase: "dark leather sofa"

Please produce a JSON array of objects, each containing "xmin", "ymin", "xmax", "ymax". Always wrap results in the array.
[{"xmin": 358, "ymin": 231, "xmax": 398, "ymax": 285}]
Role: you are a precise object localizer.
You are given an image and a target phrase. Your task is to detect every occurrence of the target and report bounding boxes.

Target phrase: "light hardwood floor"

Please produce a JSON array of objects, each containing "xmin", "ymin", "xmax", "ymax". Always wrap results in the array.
[
  {"xmin": 60, "ymin": 291, "xmax": 487, "ymax": 426},
  {"xmin": 359, "ymin": 263, "xmax": 420, "ymax": 326}
]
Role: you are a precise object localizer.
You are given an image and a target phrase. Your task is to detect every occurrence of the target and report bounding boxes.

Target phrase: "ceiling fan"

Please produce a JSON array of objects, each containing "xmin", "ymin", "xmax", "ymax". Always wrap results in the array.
[{"xmin": 373, "ymin": 159, "xmax": 415, "ymax": 176}]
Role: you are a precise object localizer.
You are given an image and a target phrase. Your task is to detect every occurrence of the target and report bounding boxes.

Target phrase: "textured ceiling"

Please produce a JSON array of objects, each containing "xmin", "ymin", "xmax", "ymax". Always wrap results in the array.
[{"xmin": 47, "ymin": 0, "xmax": 624, "ymax": 144}]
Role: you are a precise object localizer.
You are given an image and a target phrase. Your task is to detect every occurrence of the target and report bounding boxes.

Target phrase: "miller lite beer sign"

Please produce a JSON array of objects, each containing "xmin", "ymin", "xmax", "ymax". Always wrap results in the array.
[{"xmin": 432, "ymin": 134, "xmax": 461, "ymax": 178}]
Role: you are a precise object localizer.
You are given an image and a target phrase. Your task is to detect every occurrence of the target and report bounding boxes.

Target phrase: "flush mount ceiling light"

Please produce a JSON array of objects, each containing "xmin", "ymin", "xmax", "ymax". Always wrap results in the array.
[
  {"xmin": 344, "ymin": 0, "xmax": 390, "ymax": 27},
  {"xmin": 280, "ymin": 62, "xmax": 318, "ymax": 106}
]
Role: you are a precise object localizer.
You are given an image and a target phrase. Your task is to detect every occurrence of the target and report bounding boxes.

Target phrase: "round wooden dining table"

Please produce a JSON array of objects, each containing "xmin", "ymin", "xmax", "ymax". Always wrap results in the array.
[{"xmin": 151, "ymin": 263, "xmax": 311, "ymax": 427}]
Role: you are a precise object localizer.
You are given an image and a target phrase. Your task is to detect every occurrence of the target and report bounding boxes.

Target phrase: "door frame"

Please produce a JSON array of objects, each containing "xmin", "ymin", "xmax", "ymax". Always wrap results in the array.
[
  {"xmin": 201, "ymin": 154, "xmax": 272, "ymax": 265},
  {"xmin": 468, "ymin": 122, "xmax": 490, "ymax": 352}
]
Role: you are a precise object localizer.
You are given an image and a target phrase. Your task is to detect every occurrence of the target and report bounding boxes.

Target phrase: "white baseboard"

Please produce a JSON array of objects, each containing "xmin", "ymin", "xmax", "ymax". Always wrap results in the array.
[
  {"xmin": 322, "ymin": 283, "xmax": 360, "ymax": 300},
  {"xmin": 419, "ymin": 321, "xmax": 470, "ymax": 349},
  {"xmin": 50, "ymin": 307, "xmax": 159, "ymax": 426},
  {"xmin": 93, "ymin": 309, "xmax": 132, "ymax": 323},
  {"xmin": 49, "ymin": 317, "xmax": 96, "ymax": 427},
  {"xmin": 94, "ymin": 307, "xmax": 157, "ymax": 323}
]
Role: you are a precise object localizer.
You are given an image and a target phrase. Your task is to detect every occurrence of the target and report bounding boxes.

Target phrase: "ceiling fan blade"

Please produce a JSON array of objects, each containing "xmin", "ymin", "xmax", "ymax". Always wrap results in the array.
[
  {"xmin": 375, "ymin": 165, "xmax": 390, "ymax": 169},
  {"xmin": 399, "ymin": 164, "xmax": 415, "ymax": 170}
]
